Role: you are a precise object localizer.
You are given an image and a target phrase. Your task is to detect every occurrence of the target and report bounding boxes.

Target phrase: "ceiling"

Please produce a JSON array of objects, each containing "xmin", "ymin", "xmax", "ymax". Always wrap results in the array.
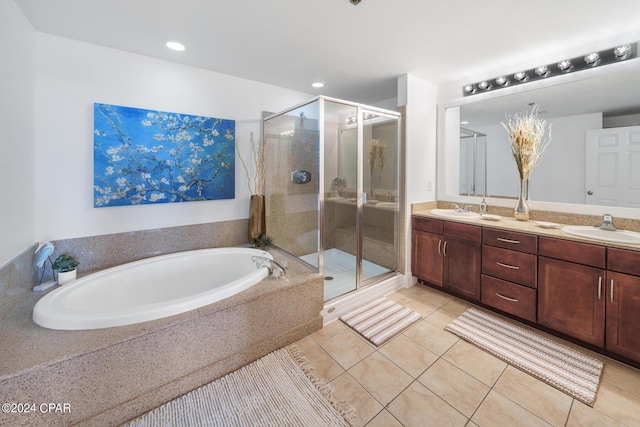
[{"xmin": 14, "ymin": 0, "xmax": 640, "ymax": 104}]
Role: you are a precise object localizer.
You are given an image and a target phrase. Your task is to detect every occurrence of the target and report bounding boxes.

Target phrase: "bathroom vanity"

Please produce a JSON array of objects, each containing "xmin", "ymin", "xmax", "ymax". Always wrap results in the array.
[{"xmin": 412, "ymin": 211, "xmax": 640, "ymax": 367}]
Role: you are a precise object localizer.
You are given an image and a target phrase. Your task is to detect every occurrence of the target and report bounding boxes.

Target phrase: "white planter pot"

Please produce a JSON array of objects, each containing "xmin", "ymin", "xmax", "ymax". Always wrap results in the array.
[{"xmin": 57, "ymin": 269, "xmax": 77, "ymax": 285}]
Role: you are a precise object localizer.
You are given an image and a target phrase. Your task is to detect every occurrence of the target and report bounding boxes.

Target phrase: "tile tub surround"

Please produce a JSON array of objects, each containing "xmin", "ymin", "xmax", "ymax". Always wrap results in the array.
[
  {"xmin": 0, "ymin": 219, "xmax": 248, "ymax": 322},
  {"xmin": 0, "ymin": 247, "xmax": 323, "ymax": 427},
  {"xmin": 0, "ymin": 243, "xmax": 39, "ymax": 324}
]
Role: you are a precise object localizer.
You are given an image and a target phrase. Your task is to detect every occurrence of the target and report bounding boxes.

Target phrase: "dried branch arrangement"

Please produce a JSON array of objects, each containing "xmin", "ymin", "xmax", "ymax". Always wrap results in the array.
[
  {"xmin": 502, "ymin": 105, "xmax": 552, "ymax": 179},
  {"xmin": 236, "ymin": 131, "xmax": 265, "ymax": 195}
]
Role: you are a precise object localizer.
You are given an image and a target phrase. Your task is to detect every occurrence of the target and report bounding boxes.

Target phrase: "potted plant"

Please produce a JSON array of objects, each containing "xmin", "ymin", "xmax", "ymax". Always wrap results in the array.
[{"xmin": 52, "ymin": 254, "xmax": 79, "ymax": 285}]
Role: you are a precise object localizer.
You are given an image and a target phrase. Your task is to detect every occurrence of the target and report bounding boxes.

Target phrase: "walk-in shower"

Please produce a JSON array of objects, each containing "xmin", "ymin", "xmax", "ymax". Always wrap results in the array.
[{"xmin": 263, "ymin": 97, "xmax": 402, "ymax": 302}]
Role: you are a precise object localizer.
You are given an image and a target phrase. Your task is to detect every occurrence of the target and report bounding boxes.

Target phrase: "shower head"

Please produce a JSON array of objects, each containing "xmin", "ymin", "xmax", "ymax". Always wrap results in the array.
[{"xmin": 350, "ymin": 0, "xmax": 361, "ymax": 5}]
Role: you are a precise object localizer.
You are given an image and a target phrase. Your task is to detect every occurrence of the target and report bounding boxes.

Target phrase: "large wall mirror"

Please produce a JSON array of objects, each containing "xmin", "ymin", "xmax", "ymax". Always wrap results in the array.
[{"xmin": 438, "ymin": 56, "xmax": 640, "ymax": 217}]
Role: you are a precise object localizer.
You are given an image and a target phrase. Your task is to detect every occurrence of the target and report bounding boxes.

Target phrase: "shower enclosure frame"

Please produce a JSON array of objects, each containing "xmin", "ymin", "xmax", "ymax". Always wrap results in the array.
[{"xmin": 263, "ymin": 96, "xmax": 403, "ymax": 301}]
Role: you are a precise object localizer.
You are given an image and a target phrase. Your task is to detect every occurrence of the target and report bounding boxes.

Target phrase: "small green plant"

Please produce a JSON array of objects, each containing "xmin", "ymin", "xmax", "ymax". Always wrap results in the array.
[
  {"xmin": 258, "ymin": 235, "xmax": 274, "ymax": 248},
  {"xmin": 52, "ymin": 254, "xmax": 79, "ymax": 272}
]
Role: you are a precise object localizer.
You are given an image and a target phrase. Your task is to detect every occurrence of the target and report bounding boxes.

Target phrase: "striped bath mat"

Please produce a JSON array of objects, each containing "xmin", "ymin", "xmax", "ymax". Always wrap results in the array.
[
  {"xmin": 445, "ymin": 308, "xmax": 603, "ymax": 406},
  {"xmin": 340, "ymin": 297, "xmax": 422, "ymax": 346},
  {"xmin": 125, "ymin": 347, "xmax": 355, "ymax": 426}
]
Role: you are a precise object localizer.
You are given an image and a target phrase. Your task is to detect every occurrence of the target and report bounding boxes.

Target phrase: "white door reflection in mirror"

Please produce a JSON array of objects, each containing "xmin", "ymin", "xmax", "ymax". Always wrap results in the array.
[{"xmin": 586, "ymin": 126, "xmax": 640, "ymax": 207}]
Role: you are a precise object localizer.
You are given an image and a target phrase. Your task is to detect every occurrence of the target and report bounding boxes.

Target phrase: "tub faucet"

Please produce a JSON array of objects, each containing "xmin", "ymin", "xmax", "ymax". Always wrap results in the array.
[
  {"xmin": 252, "ymin": 256, "xmax": 287, "ymax": 279},
  {"xmin": 596, "ymin": 213, "xmax": 618, "ymax": 231}
]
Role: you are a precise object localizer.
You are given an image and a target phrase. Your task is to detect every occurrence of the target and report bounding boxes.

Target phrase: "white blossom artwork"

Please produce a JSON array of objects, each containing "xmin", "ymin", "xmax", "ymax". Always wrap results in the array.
[{"xmin": 93, "ymin": 103, "xmax": 235, "ymax": 207}]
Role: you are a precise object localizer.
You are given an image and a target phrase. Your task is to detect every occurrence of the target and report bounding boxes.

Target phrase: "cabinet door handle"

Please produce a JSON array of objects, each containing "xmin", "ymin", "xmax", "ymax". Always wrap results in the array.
[
  {"xmin": 443, "ymin": 241, "xmax": 448, "ymax": 257},
  {"xmin": 496, "ymin": 261, "xmax": 519, "ymax": 270},
  {"xmin": 497, "ymin": 237, "xmax": 520, "ymax": 244},
  {"xmin": 437, "ymin": 239, "xmax": 442, "ymax": 256},
  {"xmin": 496, "ymin": 293, "xmax": 519, "ymax": 302},
  {"xmin": 597, "ymin": 277, "xmax": 602, "ymax": 300},
  {"xmin": 610, "ymin": 279, "xmax": 614, "ymax": 303}
]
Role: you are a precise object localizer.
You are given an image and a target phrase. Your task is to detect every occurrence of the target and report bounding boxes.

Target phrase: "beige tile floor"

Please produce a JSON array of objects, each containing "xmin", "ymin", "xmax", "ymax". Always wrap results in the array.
[{"xmin": 294, "ymin": 284, "xmax": 640, "ymax": 427}]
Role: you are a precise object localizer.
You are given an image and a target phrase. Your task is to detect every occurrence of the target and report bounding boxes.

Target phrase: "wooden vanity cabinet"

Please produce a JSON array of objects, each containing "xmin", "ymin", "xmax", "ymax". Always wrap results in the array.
[
  {"xmin": 537, "ymin": 237, "xmax": 606, "ymax": 347},
  {"xmin": 412, "ymin": 216, "xmax": 481, "ymax": 301},
  {"xmin": 606, "ymin": 248, "xmax": 640, "ymax": 363},
  {"xmin": 481, "ymin": 229, "xmax": 538, "ymax": 322},
  {"xmin": 412, "ymin": 217, "xmax": 444, "ymax": 287}
]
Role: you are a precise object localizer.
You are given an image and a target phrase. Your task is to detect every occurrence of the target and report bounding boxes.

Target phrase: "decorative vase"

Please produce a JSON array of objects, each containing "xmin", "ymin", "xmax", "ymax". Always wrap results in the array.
[
  {"xmin": 57, "ymin": 269, "xmax": 77, "ymax": 285},
  {"xmin": 248, "ymin": 194, "xmax": 266, "ymax": 245},
  {"xmin": 514, "ymin": 178, "xmax": 530, "ymax": 221}
]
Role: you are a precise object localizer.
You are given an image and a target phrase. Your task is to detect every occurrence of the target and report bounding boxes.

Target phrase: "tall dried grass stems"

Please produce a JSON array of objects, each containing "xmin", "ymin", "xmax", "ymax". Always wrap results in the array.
[
  {"xmin": 368, "ymin": 139, "xmax": 386, "ymax": 196},
  {"xmin": 236, "ymin": 131, "xmax": 265, "ymax": 195},
  {"xmin": 502, "ymin": 105, "xmax": 552, "ymax": 179}
]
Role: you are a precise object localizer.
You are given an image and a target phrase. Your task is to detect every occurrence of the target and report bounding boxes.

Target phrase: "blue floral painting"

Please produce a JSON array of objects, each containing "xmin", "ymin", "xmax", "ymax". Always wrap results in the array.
[{"xmin": 93, "ymin": 103, "xmax": 235, "ymax": 207}]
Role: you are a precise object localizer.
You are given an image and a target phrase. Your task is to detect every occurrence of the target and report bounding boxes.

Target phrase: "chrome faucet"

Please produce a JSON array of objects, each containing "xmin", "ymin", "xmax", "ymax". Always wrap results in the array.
[
  {"xmin": 453, "ymin": 204, "xmax": 473, "ymax": 213},
  {"xmin": 597, "ymin": 214, "xmax": 618, "ymax": 231},
  {"xmin": 252, "ymin": 256, "xmax": 287, "ymax": 279}
]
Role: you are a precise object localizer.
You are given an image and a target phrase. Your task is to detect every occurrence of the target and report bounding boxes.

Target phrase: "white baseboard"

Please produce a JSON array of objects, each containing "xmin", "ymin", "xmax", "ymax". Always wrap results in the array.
[{"xmin": 321, "ymin": 273, "xmax": 415, "ymax": 325}]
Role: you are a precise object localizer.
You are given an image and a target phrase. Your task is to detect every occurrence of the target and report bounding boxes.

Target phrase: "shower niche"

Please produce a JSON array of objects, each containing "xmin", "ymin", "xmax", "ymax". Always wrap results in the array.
[{"xmin": 263, "ymin": 97, "xmax": 402, "ymax": 302}]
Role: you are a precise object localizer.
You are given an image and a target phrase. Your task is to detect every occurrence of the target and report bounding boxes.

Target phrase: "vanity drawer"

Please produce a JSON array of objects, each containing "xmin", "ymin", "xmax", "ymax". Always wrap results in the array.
[
  {"xmin": 483, "ymin": 228, "xmax": 538, "ymax": 254},
  {"xmin": 608, "ymin": 247, "xmax": 640, "ymax": 276},
  {"xmin": 482, "ymin": 245, "xmax": 537, "ymax": 288},
  {"xmin": 481, "ymin": 275, "xmax": 537, "ymax": 323},
  {"xmin": 539, "ymin": 237, "xmax": 606, "ymax": 268},
  {"xmin": 412, "ymin": 216, "xmax": 443, "ymax": 234},
  {"xmin": 444, "ymin": 221, "xmax": 481, "ymax": 243}
]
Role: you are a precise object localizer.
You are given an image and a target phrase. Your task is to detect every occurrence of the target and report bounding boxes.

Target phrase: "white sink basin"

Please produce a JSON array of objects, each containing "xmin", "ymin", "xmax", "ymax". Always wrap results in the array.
[
  {"xmin": 430, "ymin": 209, "xmax": 480, "ymax": 219},
  {"xmin": 561, "ymin": 226, "xmax": 640, "ymax": 245}
]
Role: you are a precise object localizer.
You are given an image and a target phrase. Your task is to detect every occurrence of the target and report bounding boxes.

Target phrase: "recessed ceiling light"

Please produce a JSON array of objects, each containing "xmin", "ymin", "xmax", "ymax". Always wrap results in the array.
[
  {"xmin": 166, "ymin": 41, "xmax": 186, "ymax": 51},
  {"xmin": 460, "ymin": 121, "xmax": 469, "ymax": 125},
  {"xmin": 311, "ymin": 82, "xmax": 324, "ymax": 88}
]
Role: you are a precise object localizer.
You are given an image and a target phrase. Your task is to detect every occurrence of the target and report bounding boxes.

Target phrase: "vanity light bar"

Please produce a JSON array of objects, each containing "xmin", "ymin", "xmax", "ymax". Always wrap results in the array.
[{"xmin": 463, "ymin": 42, "xmax": 638, "ymax": 96}]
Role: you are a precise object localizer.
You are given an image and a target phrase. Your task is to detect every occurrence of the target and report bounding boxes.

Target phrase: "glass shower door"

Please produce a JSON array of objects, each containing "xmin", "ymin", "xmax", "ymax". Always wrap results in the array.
[
  {"xmin": 361, "ymin": 111, "xmax": 399, "ymax": 282},
  {"xmin": 322, "ymin": 99, "xmax": 359, "ymax": 301}
]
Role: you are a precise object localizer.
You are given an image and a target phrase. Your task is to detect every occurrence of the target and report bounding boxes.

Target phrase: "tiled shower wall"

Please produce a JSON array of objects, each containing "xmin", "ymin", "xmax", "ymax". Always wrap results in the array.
[{"xmin": 0, "ymin": 219, "xmax": 248, "ymax": 318}]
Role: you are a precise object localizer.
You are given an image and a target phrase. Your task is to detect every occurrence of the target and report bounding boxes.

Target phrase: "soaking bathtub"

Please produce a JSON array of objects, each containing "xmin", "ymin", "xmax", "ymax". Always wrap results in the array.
[{"xmin": 33, "ymin": 247, "xmax": 272, "ymax": 330}]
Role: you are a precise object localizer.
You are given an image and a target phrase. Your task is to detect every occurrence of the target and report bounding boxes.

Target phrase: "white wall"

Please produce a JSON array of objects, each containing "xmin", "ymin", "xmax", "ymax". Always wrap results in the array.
[
  {"xmin": 0, "ymin": 1, "xmax": 36, "ymax": 267},
  {"xmin": 398, "ymin": 74, "xmax": 438, "ymax": 280},
  {"xmin": 400, "ymin": 74, "xmax": 438, "ymax": 204},
  {"xmin": 35, "ymin": 34, "xmax": 312, "ymax": 241}
]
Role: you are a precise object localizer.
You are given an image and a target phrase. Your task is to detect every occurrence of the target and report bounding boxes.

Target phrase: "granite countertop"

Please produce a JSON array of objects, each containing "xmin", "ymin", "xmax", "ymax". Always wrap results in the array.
[
  {"xmin": 0, "ymin": 247, "xmax": 321, "ymax": 382},
  {"xmin": 413, "ymin": 208, "xmax": 640, "ymax": 252}
]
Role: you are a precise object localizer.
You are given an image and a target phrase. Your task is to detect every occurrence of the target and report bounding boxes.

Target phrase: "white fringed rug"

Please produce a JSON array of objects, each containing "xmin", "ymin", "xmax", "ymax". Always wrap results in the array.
[
  {"xmin": 340, "ymin": 297, "xmax": 422, "ymax": 347},
  {"xmin": 445, "ymin": 308, "xmax": 603, "ymax": 406},
  {"xmin": 125, "ymin": 347, "xmax": 355, "ymax": 427}
]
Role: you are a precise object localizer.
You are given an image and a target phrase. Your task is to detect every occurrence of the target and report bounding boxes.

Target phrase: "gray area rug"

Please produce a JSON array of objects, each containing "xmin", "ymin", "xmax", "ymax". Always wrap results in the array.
[
  {"xmin": 445, "ymin": 308, "xmax": 603, "ymax": 406},
  {"xmin": 341, "ymin": 297, "xmax": 422, "ymax": 347},
  {"xmin": 125, "ymin": 347, "xmax": 355, "ymax": 426}
]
